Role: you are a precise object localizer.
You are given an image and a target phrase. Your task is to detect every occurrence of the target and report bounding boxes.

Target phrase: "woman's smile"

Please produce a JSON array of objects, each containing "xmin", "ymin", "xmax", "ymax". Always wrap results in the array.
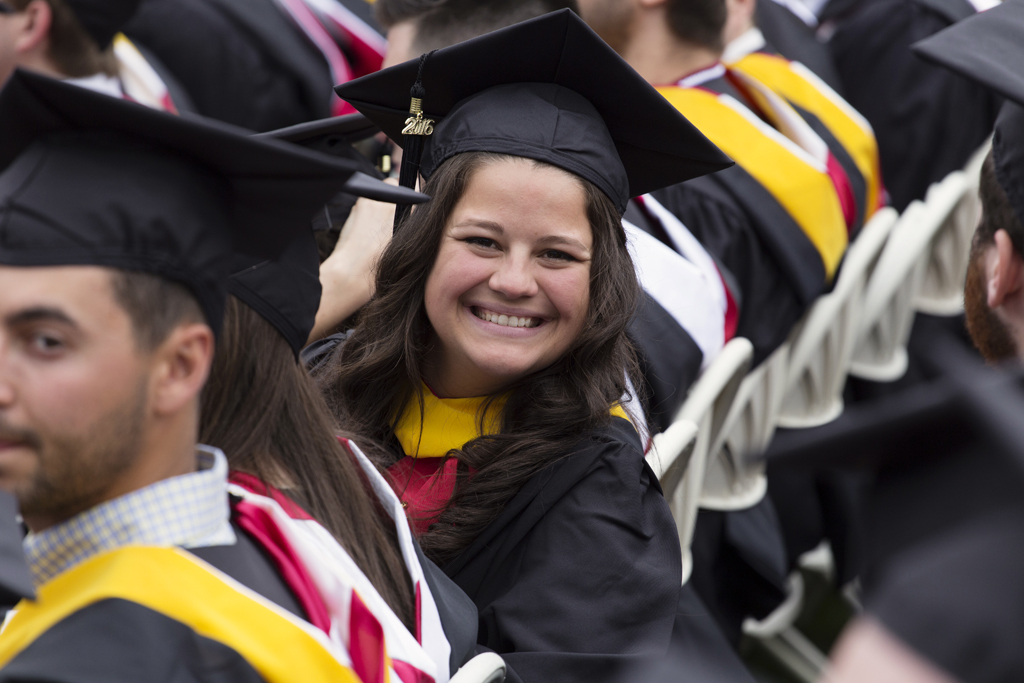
[{"xmin": 470, "ymin": 305, "xmax": 543, "ymax": 329}]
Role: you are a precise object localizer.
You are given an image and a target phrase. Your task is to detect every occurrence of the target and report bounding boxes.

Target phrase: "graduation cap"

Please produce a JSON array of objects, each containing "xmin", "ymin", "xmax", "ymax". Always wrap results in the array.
[
  {"xmin": 0, "ymin": 491, "xmax": 33, "ymax": 604},
  {"xmin": 235, "ymin": 117, "xmax": 429, "ymax": 356},
  {"xmin": 64, "ymin": 0, "xmax": 142, "ymax": 50},
  {"xmin": 0, "ymin": 70, "xmax": 401, "ymax": 332},
  {"xmin": 912, "ymin": 1, "xmax": 1024, "ymax": 228},
  {"xmin": 334, "ymin": 9, "xmax": 732, "ymax": 224},
  {"xmin": 254, "ymin": 113, "xmax": 426, "ymax": 206},
  {"xmin": 765, "ymin": 339, "xmax": 1024, "ymax": 584}
]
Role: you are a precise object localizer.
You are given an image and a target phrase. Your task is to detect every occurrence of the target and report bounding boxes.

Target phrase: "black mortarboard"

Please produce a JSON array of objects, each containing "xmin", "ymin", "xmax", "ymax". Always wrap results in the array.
[
  {"xmin": 254, "ymin": 113, "xmax": 426, "ymax": 206},
  {"xmin": 0, "ymin": 70, "xmax": 395, "ymax": 332},
  {"xmin": 334, "ymin": 9, "xmax": 732, "ymax": 217},
  {"xmin": 66, "ymin": 0, "xmax": 142, "ymax": 50},
  {"xmin": 0, "ymin": 491, "xmax": 33, "ymax": 603},
  {"xmin": 765, "ymin": 340, "xmax": 1024, "ymax": 583},
  {"xmin": 912, "ymin": 2, "xmax": 1024, "ymax": 228}
]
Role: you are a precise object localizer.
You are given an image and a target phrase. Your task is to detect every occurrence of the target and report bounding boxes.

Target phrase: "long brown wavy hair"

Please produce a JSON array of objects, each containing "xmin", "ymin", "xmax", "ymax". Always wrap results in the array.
[
  {"xmin": 200, "ymin": 296, "xmax": 415, "ymax": 629},
  {"xmin": 316, "ymin": 152, "xmax": 644, "ymax": 566}
]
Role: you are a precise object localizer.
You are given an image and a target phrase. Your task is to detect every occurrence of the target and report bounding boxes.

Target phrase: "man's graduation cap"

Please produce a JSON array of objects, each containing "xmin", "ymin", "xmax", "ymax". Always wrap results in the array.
[
  {"xmin": 0, "ymin": 70, "xmax": 403, "ymax": 332},
  {"xmin": 335, "ymin": 9, "xmax": 732, "ymax": 222},
  {"xmin": 0, "ymin": 491, "xmax": 33, "ymax": 604},
  {"xmin": 766, "ymin": 340, "xmax": 1024, "ymax": 581},
  {"xmin": 65, "ymin": 0, "xmax": 142, "ymax": 50},
  {"xmin": 913, "ymin": 1, "xmax": 1024, "ymax": 228},
  {"xmin": 234, "ymin": 116, "xmax": 428, "ymax": 357}
]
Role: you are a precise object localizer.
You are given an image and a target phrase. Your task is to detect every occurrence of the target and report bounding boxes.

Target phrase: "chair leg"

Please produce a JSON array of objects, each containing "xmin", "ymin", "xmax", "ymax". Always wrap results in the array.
[{"xmin": 755, "ymin": 627, "xmax": 830, "ymax": 683}]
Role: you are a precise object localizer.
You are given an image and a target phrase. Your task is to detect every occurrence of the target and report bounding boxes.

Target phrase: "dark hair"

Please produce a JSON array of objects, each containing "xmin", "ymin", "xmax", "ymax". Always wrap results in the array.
[
  {"xmin": 109, "ymin": 270, "xmax": 205, "ymax": 350},
  {"xmin": 976, "ymin": 151, "xmax": 1024, "ymax": 257},
  {"xmin": 200, "ymin": 296, "xmax": 415, "ymax": 628},
  {"xmin": 317, "ymin": 152, "xmax": 643, "ymax": 565},
  {"xmin": 12, "ymin": 0, "xmax": 118, "ymax": 77},
  {"xmin": 412, "ymin": 0, "xmax": 578, "ymax": 53},
  {"xmin": 666, "ymin": 0, "xmax": 726, "ymax": 52}
]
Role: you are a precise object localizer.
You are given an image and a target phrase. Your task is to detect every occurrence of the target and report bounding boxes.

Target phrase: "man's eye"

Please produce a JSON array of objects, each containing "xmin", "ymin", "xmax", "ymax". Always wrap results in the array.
[{"xmin": 31, "ymin": 334, "xmax": 64, "ymax": 353}]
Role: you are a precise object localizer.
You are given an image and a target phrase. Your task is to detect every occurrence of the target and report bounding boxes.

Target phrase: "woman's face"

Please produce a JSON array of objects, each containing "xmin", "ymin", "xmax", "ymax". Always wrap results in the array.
[{"xmin": 423, "ymin": 157, "xmax": 593, "ymax": 398}]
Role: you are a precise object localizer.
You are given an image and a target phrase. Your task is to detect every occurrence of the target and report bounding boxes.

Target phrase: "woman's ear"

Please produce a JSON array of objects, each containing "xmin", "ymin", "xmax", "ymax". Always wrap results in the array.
[
  {"xmin": 149, "ymin": 323, "xmax": 215, "ymax": 417},
  {"xmin": 986, "ymin": 229, "xmax": 1023, "ymax": 310}
]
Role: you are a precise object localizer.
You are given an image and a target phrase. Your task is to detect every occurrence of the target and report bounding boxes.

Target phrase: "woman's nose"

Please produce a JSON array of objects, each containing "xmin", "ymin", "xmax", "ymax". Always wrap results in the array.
[{"xmin": 489, "ymin": 254, "xmax": 539, "ymax": 299}]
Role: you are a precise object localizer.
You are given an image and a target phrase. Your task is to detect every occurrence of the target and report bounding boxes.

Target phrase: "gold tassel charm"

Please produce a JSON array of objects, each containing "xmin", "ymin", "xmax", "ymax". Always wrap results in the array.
[{"xmin": 402, "ymin": 97, "xmax": 435, "ymax": 136}]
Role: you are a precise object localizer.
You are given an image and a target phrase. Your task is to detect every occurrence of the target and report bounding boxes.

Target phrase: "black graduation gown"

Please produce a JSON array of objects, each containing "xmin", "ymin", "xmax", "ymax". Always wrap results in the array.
[
  {"xmin": 651, "ymin": 175, "xmax": 809, "ymax": 368},
  {"xmin": 0, "ymin": 519, "xmax": 479, "ymax": 682},
  {"xmin": 825, "ymin": 0, "xmax": 1001, "ymax": 211},
  {"xmin": 754, "ymin": 0, "xmax": 845, "ymax": 96},
  {"xmin": 629, "ymin": 284, "xmax": 705, "ymax": 435},
  {"xmin": 126, "ymin": 0, "xmax": 333, "ymax": 132},
  {"xmin": 441, "ymin": 417, "xmax": 750, "ymax": 683}
]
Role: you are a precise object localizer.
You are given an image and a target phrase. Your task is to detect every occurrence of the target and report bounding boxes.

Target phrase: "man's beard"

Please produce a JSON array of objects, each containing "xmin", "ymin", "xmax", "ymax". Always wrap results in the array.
[
  {"xmin": 964, "ymin": 254, "xmax": 1019, "ymax": 363},
  {"xmin": 5, "ymin": 379, "xmax": 148, "ymax": 521}
]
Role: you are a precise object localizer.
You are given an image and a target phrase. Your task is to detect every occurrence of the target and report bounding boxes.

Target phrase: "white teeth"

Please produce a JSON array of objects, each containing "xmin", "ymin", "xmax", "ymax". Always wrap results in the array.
[{"xmin": 474, "ymin": 308, "xmax": 538, "ymax": 328}]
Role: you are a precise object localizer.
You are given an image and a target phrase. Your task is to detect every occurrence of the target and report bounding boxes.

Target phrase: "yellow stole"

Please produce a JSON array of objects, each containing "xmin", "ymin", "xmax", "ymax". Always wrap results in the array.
[
  {"xmin": 727, "ymin": 52, "xmax": 882, "ymax": 220},
  {"xmin": 657, "ymin": 84, "xmax": 848, "ymax": 279},
  {"xmin": 0, "ymin": 547, "xmax": 362, "ymax": 682},
  {"xmin": 393, "ymin": 384, "xmax": 630, "ymax": 457}
]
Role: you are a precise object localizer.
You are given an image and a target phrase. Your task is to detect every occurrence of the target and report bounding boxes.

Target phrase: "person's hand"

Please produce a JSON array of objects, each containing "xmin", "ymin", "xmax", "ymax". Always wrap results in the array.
[{"xmin": 309, "ymin": 181, "xmax": 398, "ymax": 342}]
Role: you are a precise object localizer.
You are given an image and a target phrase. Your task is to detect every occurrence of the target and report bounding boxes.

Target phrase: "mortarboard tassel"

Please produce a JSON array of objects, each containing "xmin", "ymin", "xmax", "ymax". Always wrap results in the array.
[{"xmin": 394, "ymin": 51, "xmax": 436, "ymax": 232}]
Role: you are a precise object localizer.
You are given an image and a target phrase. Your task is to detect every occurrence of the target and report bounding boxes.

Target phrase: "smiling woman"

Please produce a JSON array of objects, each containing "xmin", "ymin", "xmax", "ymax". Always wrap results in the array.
[{"xmin": 312, "ymin": 10, "xmax": 735, "ymax": 683}]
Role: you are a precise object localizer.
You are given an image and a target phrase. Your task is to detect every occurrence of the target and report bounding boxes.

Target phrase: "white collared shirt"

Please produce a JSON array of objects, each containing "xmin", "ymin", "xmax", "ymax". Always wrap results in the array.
[{"xmin": 24, "ymin": 445, "xmax": 235, "ymax": 587}]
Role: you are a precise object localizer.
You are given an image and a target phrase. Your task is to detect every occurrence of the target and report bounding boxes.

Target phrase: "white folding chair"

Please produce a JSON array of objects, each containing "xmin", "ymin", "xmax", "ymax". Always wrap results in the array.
[
  {"xmin": 915, "ymin": 140, "xmax": 991, "ymax": 315},
  {"xmin": 850, "ymin": 200, "xmax": 939, "ymax": 382},
  {"xmin": 648, "ymin": 337, "xmax": 753, "ymax": 584},
  {"xmin": 450, "ymin": 653, "xmax": 506, "ymax": 683},
  {"xmin": 699, "ymin": 341, "xmax": 788, "ymax": 512},
  {"xmin": 779, "ymin": 207, "xmax": 899, "ymax": 427}
]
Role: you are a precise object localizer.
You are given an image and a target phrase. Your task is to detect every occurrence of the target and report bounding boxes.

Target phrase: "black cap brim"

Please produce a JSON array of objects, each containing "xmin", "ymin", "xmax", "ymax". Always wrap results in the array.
[
  {"xmin": 257, "ymin": 114, "xmax": 430, "ymax": 205},
  {"xmin": 0, "ymin": 70, "xmax": 369, "ymax": 260},
  {"xmin": 911, "ymin": 1, "xmax": 1024, "ymax": 105},
  {"xmin": 334, "ymin": 9, "xmax": 733, "ymax": 200}
]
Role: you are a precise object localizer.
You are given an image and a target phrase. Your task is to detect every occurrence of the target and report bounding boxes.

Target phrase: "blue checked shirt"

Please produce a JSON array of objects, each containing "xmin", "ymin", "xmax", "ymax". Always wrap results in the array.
[{"xmin": 24, "ymin": 445, "xmax": 237, "ymax": 587}]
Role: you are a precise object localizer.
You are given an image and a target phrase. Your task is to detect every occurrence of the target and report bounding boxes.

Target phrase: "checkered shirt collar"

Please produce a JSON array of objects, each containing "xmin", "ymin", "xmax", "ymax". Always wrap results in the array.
[{"xmin": 24, "ymin": 445, "xmax": 236, "ymax": 587}]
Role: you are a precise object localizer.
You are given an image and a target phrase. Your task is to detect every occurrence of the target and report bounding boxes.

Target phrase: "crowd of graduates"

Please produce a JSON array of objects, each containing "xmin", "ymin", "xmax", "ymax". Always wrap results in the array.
[{"xmin": 0, "ymin": 0, "xmax": 1019, "ymax": 681}]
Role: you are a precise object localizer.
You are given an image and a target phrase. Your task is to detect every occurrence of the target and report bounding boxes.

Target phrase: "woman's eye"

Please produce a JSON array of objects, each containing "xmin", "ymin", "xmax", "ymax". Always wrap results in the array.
[
  {"xmin": 542, "ymin": 249, "xmax": 576, "ymax": 262},
  {"xmin": 464, "ymin": 237, "xmax": 498, "ymax": 249}
]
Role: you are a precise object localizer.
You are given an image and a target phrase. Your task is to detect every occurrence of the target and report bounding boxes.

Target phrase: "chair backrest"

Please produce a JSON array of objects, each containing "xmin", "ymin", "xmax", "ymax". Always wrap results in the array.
[
  {"xmin": 648, "ymin": 337, "xmax": 753, "ymax": 582},
  {"xmin": 450, "ymin": 653, "xmax": 506, "ymax": 683},
  {"xmin": 700, "ymin": 341, "xmax": 788, "ymax": 511},
  {"xmin": 914, "ymin": 171, "xmax": 975, "ymax": 314},
  {"xmin": 779, "ymin": 207, "xmax": 899, "ymax": 427},
  {"xmin": 850, "ymin": 200, "xmax": 938, "ymax": 382}
]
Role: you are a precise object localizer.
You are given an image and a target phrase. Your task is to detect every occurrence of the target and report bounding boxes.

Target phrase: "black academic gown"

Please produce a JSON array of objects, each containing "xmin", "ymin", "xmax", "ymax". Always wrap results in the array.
[
  {"xmin": 755, "ymin": 0, "xmax": 845, "ymax": 95},
  {"xmin": 0, "ymin": 516, "xmax": 479, "ymax": 682},
  {"xmin": 126, "ymin": 0, "xmax": 333, "ymax": 132},
  {"xmin": 441, "ymin": 417, "xmax": 753, "ymax": 683},
  {"xmin": 824, "ymin": 0, "xmax": 1000, "ymax": 211},
  {"xmin": 630, "ymin": 289, "xmax": 705, "ymax": 435},
  {"xmin": 651, "ymin": 174, "xmax": 811, "ymax": 369}
]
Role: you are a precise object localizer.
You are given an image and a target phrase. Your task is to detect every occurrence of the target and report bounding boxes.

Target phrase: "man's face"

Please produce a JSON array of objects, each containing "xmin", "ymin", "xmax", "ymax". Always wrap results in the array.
[
  {"xmin": 0, "ymin": 266, "xmax": 152, "ymax": 524},
  {"xmin": 964, "ymin": 245, "xmax": 1019, "ymax": 363},
  {"xmin": 575, "ymin": 0, "xmax": 637, "ymax": 55}
]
